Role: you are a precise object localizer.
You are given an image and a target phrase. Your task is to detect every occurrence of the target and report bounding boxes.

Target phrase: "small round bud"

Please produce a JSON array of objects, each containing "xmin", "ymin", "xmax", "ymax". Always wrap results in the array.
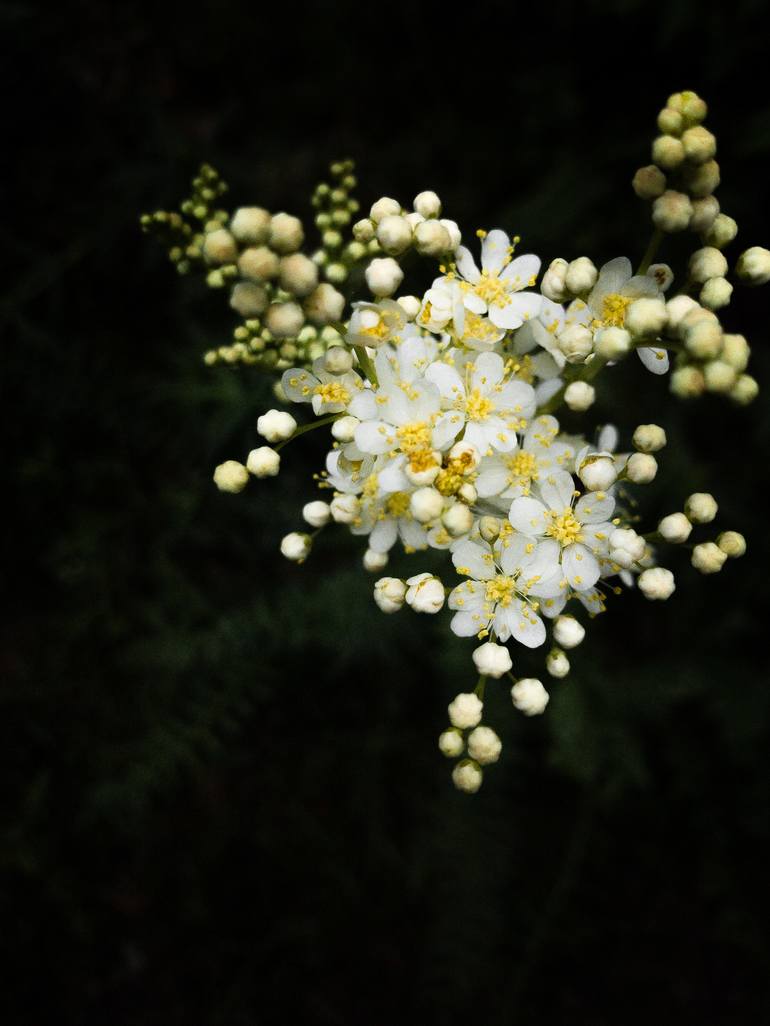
[
  {"xmin": 682, "ymin": 125, "xmax": 716, "ymax": 164},
  {"xmin": 457, "ymin": 482, "xmax": 477, "ymax": 505},
  {"xmin": 689, "ymin": 196, "xmax": 720, "ymax": 234},
  {"xmin": 438, "ymin": 729, "xmax": 464, "ymax": 759},
  {"xmin": 578, "ymin": 454, "xmax": 617, "ymax": 491},
  {"xmin": 373, "ymin": 576, "xmax": 407, "ymax": 613},
  {"xmin": 684, "ymin": 159, "xmax": 720, "ymax": 198},
  {"xmin": 700, "ymin": 277, "xmax": 733, "ymax": 311},
  {"xmin": 238, "ymin": 245, "xmax": 280, "ymax": 283},
  {"xmin": 731, "ymin": 374, "xmax": 759, "ymax": 405},
  {"xmin": 257, "ymin": 409, "xmax": 297, "ymax": 442},
  {"xmin": 230, "ymin": 207, "xmax": 271, "ymax": 245},
  {"xmin": 625, "ymin": 297, "xmax": 667, "ymax": 338},
  {"xmin": 685, "ymin": 492, "xmax": 717, "ymax": 523},
  {"xmin": 670, "ymin": 366, "xmax": 706, "ymax": 398},
  {"xmin": 278, "ymin": 253, "xmax": 318, "ymax": 297},
  {"xmin": 652, "ymin": 135, "xmax": 685, "ymax": 170},
  {"xmin": 448, "ymin": 692, "xmax": 483, "ymax": 729},
  {"xmin": 705, "ymin": 214, "xmax": 738, "ymax": 249},
  {"xmin": 657, "ymin": 107, "xmax": 683, "ymax": 135},
  {"xmin": 467, "ymin": 726, "xmax": 502, "ymax": 766},
  {"xmin": 683, "ymin": 318, "xmax": 723, "ymax": 360},
  {"xmin": 552, "ymin": 615, "xmax": 585, "ymax": 649},
  {"xmin": 405, "ymin": 572, "xmax": 445, "ymax": 614},
  {"xmin": 625, "ymin": 452, "xmax": 658, "ymax": 484},
  {"xmin": 546, "ymin": 650, "xmax": 570, "ymax": 679},
  {"xmin": 352, "ymin": 218, "xmax": 375, "ymax": 242},
  {"xmin": 665, "ymin": 294, "xmax": 699, "ymax": 331},
  {"xmin": 330, "ymin": 494, "xmax": 360, "ymax": 524},
  {"xmin": 689, "ymin": 247, "xmax": 728, "ymax": 284},
  {"xmin": 404, "ymin": 453, "xmax": 441, "ymax": 488},
  {"xmin": 302, "ymin": 500, "xmax": 330, "ymax": 528},
  {"xmin": 369, "ymin": 197, "xmax": 401, "ymax": 224},
  {"xmin": 703, "ymin": 359, "xmax": 737, "ymax": 393},
  {"xmin": 479, "ymin": 516, "xmax": 501, "ymax": 543},
  {"xmin": 266, "ymin": 302, "xmax": 304, "ymax": 339},
  {"xmin": 439, "ymin": 219, "xmax": 462, "ymax": 250},
  {"xmin": 213, "ymin": 460, "xmax": 249, "ymax": 493},
  {"xmin": 691, "ymin": 541, "xmax": 727, "ymax": 574},
  {"xmin": 304, "ymin": 283, "xmax": 346, "ymax": 325},
  {"xmin": 472, "ymin": 641, "xmax": 512, "ymax": 679},
  {"xmin": 564, "ymin": 381, "xmax": 595, "ymax": 412},
  {"xmin": 404, "ymin": 211, "xmax": 424, "ymax": 230},
  {"xmin": 565, "ymin": 256, "xmax": 598, "ymax": 295},
  {"xmin": 541, "ymin": 257, "xmax": 569, "ymax": 302},
  {"xmin": 396, "ymin": 295, "xmax": 421, "ymax": 321},
  {"xmin": 246, "ymin": 446, "xmax": 280, "ymax": 477},
  {"xmin": 413, "ymin": 190, "xmax": 442, "ymax": 218},
  {"xmin": 594, "ymin": 326, "xmax": 631, "ymax": 360},
  {"xmin": 442, "ymin": 502, "xmax": 474, "ymax": 537},
  {"xmin": 202, "ymin": 228, "xmax": 237, "ymax": 265},
  {"xmin": 658, "ymin": 512, "xmax": 692, "ymax": 543},
  {"xmin": 269, "ymin": 212, "xmax": 304, "ymax": 254},
  {"xmin": 648, "ymin": 263, "xmax": 674, "ymax": 292},
  {"xmin": 717, "ymin": 531, "xmax": 746, "ymax": 558},
  {"xmin": 331, "ymin": 415, "xmax": 359, "ymax": 443},
  {"xmin": 452, "ymin": 760, "xmax": 483, "ymax": 794},
  {"xmin": 632, "ymin": 165, "xmax": 667, "ymax": 200},
  {"xmin": 323, "ymin": 346, "xmax": 354, "ymax": 374},
  {"xmin": 609, "ymin": 528, "xmax": 646, "ymax": 568},
  {"xmin": 414, "ymin": 220, "xmax": 451, "ymax": 257},
  {"xmin": 230, "ymin": 282, "xmax": 268, "ymax": 317},
  {"xmin": 363, "ymin": 548, "xmax": 389, "ymax": 573},
  {"xmin": 633, "ymin": 424, "xmax": 667, "ymax": 453},
  {"xmin": 736, "ymin": 246, "xmax": 770, "ymax": 286},
  {"xmin": 653, "ymin": 191, "xmax": 692, "ymax": 232},
  {"xmin": 558, "ymin": 324, "xmax": 594, "ymax": 364},
  {"xmin": 638, "ymin": 566, "xmax": 676, "ymax": 600},
  {"xmin": 511, "ymin": 677, "xmax": 550, "ymax": 715},
  {"xmin": 679, "ymin": 91, "xmax": 708, "ymax": 125},
  {"xmin": 365, "ymin": 257, "xmax": 403, "ymax": 297},
  {"xmin": 410, "ymin": 487, "xmax": 444, "ymax": 523},
  {"xmin": 376, "ymin": 214, "xmax": 412, "ymax": 256},
  {"xmin": 280, "ymin": 532, "xmax": 311, "ymax": 562},
  {"xmin": 721, "ymin": 334, "xmax": 750, "ymax": 373}
]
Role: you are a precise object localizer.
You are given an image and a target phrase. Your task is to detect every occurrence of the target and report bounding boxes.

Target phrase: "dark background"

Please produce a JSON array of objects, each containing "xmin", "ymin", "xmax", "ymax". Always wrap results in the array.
[{"xmin": 3, "ymin": 2, "xmax": 770, "ymax": 1023}]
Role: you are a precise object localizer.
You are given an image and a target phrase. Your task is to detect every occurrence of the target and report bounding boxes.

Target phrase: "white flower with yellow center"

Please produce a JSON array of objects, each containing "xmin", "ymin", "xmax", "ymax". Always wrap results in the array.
[
  {"xmin": 417, "ymin": 277, "xmax": 505, "ymax": 351},
  {"xmin": 347, "ymin": 299, "xmax": 409, "ymax": 348},
  {"xmin": 447, "ymin": 536, "xmax": 562, "ymax": 647},
  {"xmin": 586, "ymin": 257, "xmax": 669, "ymax": 375},
  {"xmin": 508, "ymin": 469, "xmax": 615, "ymax": 592},
  {"xmin": 282, "ymin": 357, "xmax": 364, "ymax": 414},
  {"xmin": 425, "ymin": 351, "xmax": 537, "ymax": 454},
  {"xmin": 475, "ymin": 415, "xmax": 578, "ymax": 500},
  {"xmin": 452, "ymin": 229, "xmax": 543, "ymax": 330}
]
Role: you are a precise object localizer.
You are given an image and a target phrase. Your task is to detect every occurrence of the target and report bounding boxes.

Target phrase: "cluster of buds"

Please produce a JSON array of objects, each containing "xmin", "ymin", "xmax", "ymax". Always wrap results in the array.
[{"xmin": 150, "ymin": 91, "xmax": 762, "ymax": 794}]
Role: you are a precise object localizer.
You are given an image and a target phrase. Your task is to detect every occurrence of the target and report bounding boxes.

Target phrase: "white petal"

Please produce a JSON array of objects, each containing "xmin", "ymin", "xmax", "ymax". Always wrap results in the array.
[
  {"xmin": 538, "ymin": 469, "xmax": 575, "ymax": 511},
  {"xmin": 575, "ymin": 491, "xmax": 615, "ymax": 524},
  {"xmin": 452, "ymin": 540, "xmax": 497, "ymax": 581},
  {"xmin": 476, "ymin": 460, "xmax": 512, "ymax": 497},
  {"xmin": 500, "ymin": 253, "xmax": 541, "ymax": 291},
  {"xmin": 455, "ymin": 246, "xmax": 480, "ymax": 284},
  {"xmin": 637, "ymin": 347, "xmax": 670, "ymax": 374},
  {"xmin": 431, "ymin": 411, "xmax": 464, "ymax": 450},
  {"xmin": 498, "ymin": 601, "xmax": 546, "ymax": 648},
  {"xmin": 368, "ymin": 517, "xmax": 398, "ymax": 553},
  {"xmin": 348, "ymin": 389, "xmax": 377, "ymax": 420},
  {"xmin": 508, "ymin": 496, "xmax": 549, "ymax": 536},
  {"xmin": 281, "ymin": 368, "xmax": 318, "ymax": 403},
  {"xmin": 471, "ymin": 351, "xmax": 505, "ymax": 390},
  {"xmin": 480, "ymin": 229, "xmax": 511, "ymax": 275},
  {"xmin": 425, "ymin": 361, "xmax": 465, "ymax": 400},
  {"xmin": 354, "ymin": 419, "xmax": 397, "ymax": 454},
  {"xmin": 562, "ymin": 543, "xmax": 600, "ymax": 591},
  {"xmin": 451, "ymin": 610, "xmax": 488, "ymax": 638}
]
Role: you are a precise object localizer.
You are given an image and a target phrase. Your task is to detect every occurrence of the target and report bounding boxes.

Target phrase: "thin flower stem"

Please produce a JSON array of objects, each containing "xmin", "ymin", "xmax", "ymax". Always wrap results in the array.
[
  {"xmin": 474, "ymin": 674, "xmax": 487, "ymax": 700},
  {"xmin": 275, "ymin": 413, "xmax": 341, "ymax": 451},
  {"xmin": 353, "ymin": 345, "xmax": 378, "ymax": 387},
  {"xmin": 637, "ymin": 226, "xmax": 664, "ymax": 275}
]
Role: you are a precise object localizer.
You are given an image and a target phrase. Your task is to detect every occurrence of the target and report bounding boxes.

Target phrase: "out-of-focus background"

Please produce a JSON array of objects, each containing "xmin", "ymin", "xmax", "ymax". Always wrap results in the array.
[{"xmin": 3, "ymin": 2, "xmax": 770, "ymax": 1022}]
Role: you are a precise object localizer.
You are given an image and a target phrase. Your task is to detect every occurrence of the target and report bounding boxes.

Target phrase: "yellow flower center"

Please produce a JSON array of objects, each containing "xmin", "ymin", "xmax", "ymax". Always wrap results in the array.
[
  {"xmin": 385, "ymin": 491, "xmax": 410, "ymax": 517},
  {"xmin": 546, "ymin": 509, "xmax": 583, "ymax": 546},
  {"xmin": 465, "ymin": 387, "xmax": 493, "ymax": 421},
  {"xmin": 360, "ymin": 315, "xmax": 390, "ymax": 340},
  {"xmin": 408, "ymin": 448, "xmax": 439, "ymax": 474},
  {"xmin": 462, "ymin": 311, "xmax": 500, "ymax": 343},
  {"xmin": 473, "ymin": 272, "xmax": 510, "ymax": 308},
  {"xmin": 314, "ymin": 381, "xmax": 350, "ymax": 405},
  {"xmin": 485, "ymin": 575, "xmax": 516, "ymax": 608},
  {"xmin": 601, "ymin": 292, "xmax": 632, "ymax": 328},
  {"xmin": 396, "ymin": 421, "xmax": 431, "ymax": 454}
]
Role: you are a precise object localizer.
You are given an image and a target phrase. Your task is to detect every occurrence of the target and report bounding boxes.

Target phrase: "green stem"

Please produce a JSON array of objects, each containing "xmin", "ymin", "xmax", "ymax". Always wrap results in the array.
[
  {"xmin": 275, "ymin": 413, "xmax": 341, "ymax": 451},
  {"xmin": 637, "ymin": 227, "xmax": 664, "ymax": 275},
  {"xmin": 353, "ymin": 345, "xmax": 378, "ymax": 387},
  {"xmin": 474, "ymin": 674, "xmax": 487, "ymax": 701}
]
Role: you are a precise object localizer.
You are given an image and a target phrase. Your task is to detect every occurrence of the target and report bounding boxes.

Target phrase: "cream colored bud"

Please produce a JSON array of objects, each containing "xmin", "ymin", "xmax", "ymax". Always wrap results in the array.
[
  {"xmin": 246, "ymin": 446, "xmax": 281, "ymax": 478},
  {"xmin": 683, "ymin": 318, "xmax": 723, "ymax": 360},
  {"xmin": 369, "ymin": 197, "xmax": 401, "ymax": 223},
  {"xmin": 404, "ymin": 212, "xmax": 424, "ymax": 230},
  {"xmin": 323, "ymin": 347, "xmax": 353, "ymax": 374},
  {"xmin": 304, "ymin": 283, "xmax": 345, "ymax": 325},
  {"xmin": 373, "ymin": 576, "xmax": 407, "ymax": 613},
  {"xmin": 638, "ymin": 567, "xmax": 676, "ymax": 600},
  {"xmin": 579, "ymin": 454, "xmax": 617, "ymax": 491},
  {"xmin": 700, "ymin": 277, "xmax": 733, "ymax": 311},
  {"xmin": 330, "ymin": 494, "xmax": 360, "ymax": 524},
  {"xmin": 363, "ymin": 548, "xmax": 389, "ymax": 573},
  {"xmin": 689, "ymin": 247, "xmax": 728, "ymax": 284},
  {"xmin": 658, "ymin": 512, "xmax": 692, "ymax": 543},
  {"xmin": 564, "ymin": 381, "xmax": 595, "ymax": 412},
  {"xmin": 705, "ymin": 213, "xmax": 738, "ymax": 249},
  {"xmin": 633, "ymin": 424, "xmax": 667, "ymax": 452},
  {"xmin": 396, "ymin": 295, "xmax": 421, "ymax": 320},
  {"xmin": 717, "ymin": 531, "xmax": 746, "ymax": 558},
  {"xmin": 684, "ymin": 159, "xmax": 720, "ymax": 198},
  {"xmin": 410, "ymin": 487, "xmax": 444, "ymax": 523},
  {"xmin": 731, "ymin": 374, "xmax": 759, "ymax": 405},
  {"xmin": 736, "ymin": 246, "xmax": 770, "ymax": 286},
  {"xmin": 302, "ymin": 500, "xmax": 330, "ymax": 528},
  {"xmin": 594, "ymin": 326, "xmax": 631, "ymax": 360},
  {"xmin": 553, "ymin": 615, "xmax": 585, "ymax": 649},
  {"xmin": 665, "ymin": 295, "xmax": 698, "ymax": 332},
  {"xmin": 625, "ymin": 452, "xmax": 657, "ymax": 484},
  {"xmin": 685, "ymin": 492, "xmax": 718, "ymax": 523},
  {"xmin": 439, "ymin": 218, "xmax": 462, "ymax": 250},
  {"xmin": 546, "ymin": 650, "xmax": 570, "ymax": 679},
  {"xmin": 652, "ymin": 135, "xmax": 685, "ymax": 170},
  {"xmin": 479, "ymin": 516, "xmax": 501, "ymax": 543},
  {"xmin": 230, "ymin": 207, "xmax": 271, "ymax": 245},
  {"xmin": 352, "ymin": 218, "xmax": 375, "ymax": 242},
  {"xmin": 277, "ymin": 253, "xmax": 318, "ymax": 298},
  {"xmin": 689, "ymin": 196, "xmax": 720, "ymax": 234},
  {"xmin": 213, "ymin": 460, "xmax": 249, "ymax": 493},
  {"xmin": 457, "ymin": 482, "xmax": 477, "ymax": 505},
  {"xmin": 269, "ymin": 212, "xmax": 304, "ymax": 254},
  {"xmin": 230, "ymin": 282, "xmax": 268, "ymax": 317},
  {"xmin": 682, "ymin": 126, "xmax": 717, "ymax": 164},
  {"xmin": 365, "ymin": 257, "xmax": 403, "ymax": 297},
  {"xmin": 376, "ymin": 214, "xmax": 413, "ymax": 256},
  {"xmin": 511, "ymin": 678, "xmax": 550, "ymax": 715},
  {"xmin": 448, "ymin": 692, "xmax": 483, "ymax": 729},
  {"xmin": 565, "ymin": 256, "xmax": 598, "ymax": 295},
  {"xmin": 652, "ymin": 191, "xmax": 693, "ymax": 233},
  {"xmin": 632, "ymin": 165, "xmax": 667, "ymax": 200},
  {"xmin": 257, "ymin": 408, "xmax": 297, "ymax": 442},
  {"xmin": 670, "ymin": 366, "xmax": 705, "ymax": 398},
  {"xmin": 442, "ymin": 502, "xmax": 473, "ymax": 537},
  {"xmin": 541, "ymin": 257, "xmax": 569, "ymax": 302},
  {"xmin": 413, "ymin": 190, "xmax": 442, "ymax": 218},
  {"xmin": 266, "ymin": 302, "xmax": 304, "ymax": 338},
  {"xmin": 452, "ymin": 760, "xmax": 483, "ymax": 794},
  {"xmin": 439, "ymin": 729, "xmax": 464, "ymax": 758},
  {"xmin": 414, "ymin": 220, "xmax": 451, "ymax": 257},
  {"xmin": 721, "ymin": 334, "xmax": 750, "ymax": 373},
  {"xmin": 202, "ymin": 228, "xmax": 237, "ymax": 265},
  {"xmin": 691, "ymin": 541, "xmax": 727, "ymax": 574},
  {"xmin": 472, "ymin": 641, "xmax": 512, "ymax": 680},
  {"xmin": 679, "ymin": 91, "xmax": 708, "ymax": 125},
  {"xmin": 238, "ymin": 246, "xmax": 279, "ymax": 283},
  {"xmin": 657, "ymin": 107, "xmax": 683, "ymax": 135},
  {"xmin": 558, "ymin": 324, "xmax": 594, "ymax": 363},
  {"xmin": 331, "ymin": 415, "xmax": 358, "ymax": 443},
  {"xmin": 467, "ymin": 726, "xmax": 502, "ymax": 766},
  {"xmin": 280, "ymin": 532, "xmax": 311, "ymax": 562},
  {"xmin": 625, "ymin": 297, "xmax": 667, "ymax": 338},
  {"xmin": 704, "ymin": 359, "xmax": 737, "ymax": 393}
]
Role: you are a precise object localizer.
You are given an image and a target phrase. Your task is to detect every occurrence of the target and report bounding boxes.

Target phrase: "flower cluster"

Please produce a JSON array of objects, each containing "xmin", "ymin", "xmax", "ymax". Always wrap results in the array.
[{"xmin": 148, "ymin": 91, "xmax": 764, "ymax": 793}]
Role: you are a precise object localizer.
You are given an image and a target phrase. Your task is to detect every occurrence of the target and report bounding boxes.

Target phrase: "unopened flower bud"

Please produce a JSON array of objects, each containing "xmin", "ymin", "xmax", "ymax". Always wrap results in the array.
[
  {"xmin": 330, "ymin": 494, "xmax": 360, "ymax": 524},
  {"xmin": 413, "ymin": 190, "xmax": 442, "ymax": 218},
  {"xmin": 438, "ymin": 729, "xmax": 464, "ymax": 758},
  {"xmin": 689, "ymin": 196, "xmax": 720, "ymax": 234},
  {"xmin": 376, "ymin": 214, "xmax": 412, "ymax": 256},
  {"xmin": 736, "ymin": 246, "xmax": 770, "ymax": 286},
  {"xmin": 633, "ymin": 423, "xmax": 666, "ymax": 452},
  {"xmin": 683, "ymin": 318, "xmax": 723, "ymax": 359},
  {"xmin": 230, "ymin": 282, "xmax": 268, "ymax": 317},
  {"xmin": 579, "ymin": 454, "xmax": 617, "ymax": 491},
  {"xmin": 365, "ymin": 257, "xmax": 403, "ymax": 297},
  {"xmin": 542, "ymin": 257, "xmax": 569, "ymax": 301},
  {"xmin": 558, "ymin": 324, "xmax": 594, "ymax": 363},
  {"xmin": 625, "ymin": 297, "xmax": 667, "ymax": 338},
  {"xmin": 689, "ymin": 247, "xmax": 728, "ymax": 284},
  {"xmin": 731, "ymin": 374, "xmax": 759, "ymax": 405},
  {"xmin": 467, "ymin": 726, "xmax": 502, "ymax": 765},
  {"xmin": 439, "ymin": 218, "xmax": 462, "ymax": 250},
  {"xmin": 202, "ymin": 228, "xmax": 237, "ymax": 265},
  {"xmin": 609, "ymin": 527, "xmax": 645, "ymax": 568},
  {"xmin": 691, "ymin": 541, "xmax": 727, "ymax": 574},
  {"xmin": 684, "ymin": 159, "xmax": 720, "ymax": 198},
  {"xmin": 670, "ymin": 366, "xmax": 706, "ymax": 398},
  {"xmin": 405, "ymin": 572, "xmax": 444, "ymax": 613},
  {"xmin": 257, "ymin": 409, "xmax": 297, "ymax": 442},
  {"xmin": 632, "ymin": 165, "xmax": 667, "ymax": 200},
  {"xmin": 565, "ymin": 257, "xmax": 598, "ymax": 295},
  {"xmin": 363, "ymin": 548, "xmax": 389, "ymax": 572},
  {"xmin": 352, "ymin": 218, "xmax": 375, "ymax": 242},
  {"xmin": 703, "ymin": 359, "xmax": 737, "ymax": 393},
  {"xmin": 452, "ymin": 760, "xmax": 483, "ymax": 794},
  {"xmin": 685, "ymin": 492, "xmax": 717, "ymax": 523},
  {"xmin": 442, "ymin": 502, "xmax": 474, "ymax": 537},
  {"xmin": 280, "ymin": 532, "xmax": 311, "ymax": 562},
  {"xmin": 302, "ymin": 500, "xmax": 330, "ymax": 527},
  {"xmin": 266, "ymin": 302, "xmax": 304, "ymax": 338},
  {"xmin": 665, "ymin": 294, "xmax": 699, "ymax": 331},
  {"xmin": 652, "ymin": 135, "xmax": 685, "ymax": 170},
  {"xmin": 657, "ymin": 107, "xmax": 683, "ymax": 135},
  {"xmin": 658, "ymin": 512, "xmax": 692, "ymax": 543},
  {"xmin": 595, "ymin": 326, "xmax": 631, "ymax": 360},
  {"xmin": 323, "ymin": 347, "xmax": 354, "ymax": 374},
  {"xmin": 238, "ymin": 245, "xmax": 280, "ymax": 282},
  {"xmin": 230, "ymin": 206, "xmax": 271, "ymax": 245},
  {"xmin": 717, "ymin": 531, "xmax": 746, "ymax": 558},
  {"xmin": 511, "ymin": 677, "xmax": 550, "ymax": 715},
  {"xmin": 625, "ymin": 452, "xmax": 658, "ymax": 484},
  {"xmin": 721, "ymin": 334, "xmax": 750, "ymax": 373},
  {"xmin": 278, "ymin": 253, "xmax": 318, "ymax": 297},
  {"xmin": 682, "ymin": 125, "xmax": 717, "ymax": 164},
  {"xmin": 213, "ymin": 460, "xmax": 249, "ymax": 493},
  {"xmin": 553, "ymin": 615, "xmax": 585, "ymax": 649},
  {"xmin": 472, "ymin": 641, "xmax": 512, "ymax": 679},
  {"xmin": 653, "ymin": 191, "xmax": 692, "ymax": 232},
  {"xmin": 410, "ymin": 487, "xmax": 444, "ymax": 523},
  {"xmin": 331, "ymin": 415, "xmax": 359, "ymax": 443},
  {"xmin": 700, "ymin": 277, "xmax": 733, "ymax": 311},
  {"xmin": 414, "ymin": 220, "xmax": 451, "ymax": 257},
  {"xmin": 246, "ymin": 446, "xmax": 281, "ymax": 478},
  {"xmin": 546, "ymin": 650, "xmax": 570, "ymax": 679},
  {"xmin": 638, "ymin": 566, "xmax": 676, "ymax": 599},
  {"xmin": 479, "ymin": 516, "xmax": 501, "ymax": 543},
  {"xmin": 564, "ymin": 381, "xmax": 595, "ymax": 412},
  {"xmin": 373, "ymin": 576, "xmax": 407, "ymax": 613},
  {"xmin": 705, "ymin": 213, "xmax": 738, "ymax": 249},
  {"xmin": 396, "ymin": 295, "xmax": 421, "ymax": 320},
  {"xmin": 448, "ymin": 692, "xmax": 483, "ymax": 729},
  {"xmin": 270, "ymin": 212, "xmax": 304, "ymax": 254}
]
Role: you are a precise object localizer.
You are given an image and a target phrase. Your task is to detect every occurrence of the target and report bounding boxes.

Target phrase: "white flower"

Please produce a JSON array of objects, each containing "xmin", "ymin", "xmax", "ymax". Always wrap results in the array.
[
  {"xmin": 426, "ymin": 351, "xmax": 536, "ymax": 455},
  {"xmin": 475, "ymin": 414, "xmax": 577, "ymax": 501},
  {"xmin": 508, "ymin": 469, "xmax": 615, "ymax": 592},
  {"xmin": 405, "ymin": 572, "xmax": 445, "ymax": 613},
  {"xmin": 257, "ymin": 409, "xmax": 297, "ymax": 442},
  {"xmin": 280, "ymin": 532, "xmax": 311, "ymax": 562},
  {"xmin": 451, "ymin": 229, "xmax": 543, "ymax": 331},
  {"xmin": 246, "ymin": 446, "xmax": 281, "ymax": 478},
  {"xmin": 467, "ymin": 726, "xmax": 502, "ymax": 765},
  {"xmin": 347, "ymin": 299, "xmax": 408, "ymax": 348},
  {"xmin": 282, "ymin": 357, "xmax": 364, "ymax": 415},
  {"xmin": 448, "ymin": 537, "xmax": 562, "ymax": 647},
  {"xmin": 638, "ymin": 566, "xmax": 676, "ymax": 599},
  {"xmin": 472, "ymin": 641, "xmax": 512, "ymax": 679},
  {"xmin": 448, "ymin": 692, "xmax": 483, "ymax": 729},
  {"xmin": 374, "ymin": 576, "xmax": 407, "ymax": 613},
  {"xmin": 511, "ymin": 677, "xmax": 550, "ymax": 715},
  {"xmin": 552, "ymin": 615, "xmax": 585, "ymax": 649}
]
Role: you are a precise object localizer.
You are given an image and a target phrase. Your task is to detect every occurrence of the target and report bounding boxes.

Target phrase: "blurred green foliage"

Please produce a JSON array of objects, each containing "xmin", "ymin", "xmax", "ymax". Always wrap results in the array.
[{"xmin": 2, "ymin": 1, "xmax": 770, "ymax": 1022}]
